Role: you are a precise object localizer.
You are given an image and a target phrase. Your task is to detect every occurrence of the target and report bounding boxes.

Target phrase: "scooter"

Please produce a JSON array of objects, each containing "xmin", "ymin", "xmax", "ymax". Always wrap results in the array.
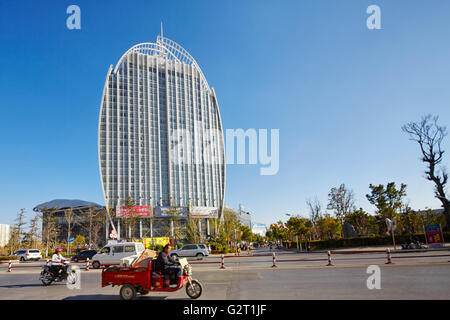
[{"xmin": 39, "ymin": 260, "xmax": 78, "ymax": 286}]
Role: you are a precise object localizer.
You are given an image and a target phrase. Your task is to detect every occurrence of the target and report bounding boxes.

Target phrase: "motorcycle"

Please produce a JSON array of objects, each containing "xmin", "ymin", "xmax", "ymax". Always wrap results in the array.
[{"xmin": 39, "ymin": 260, "xmax": 78, "ymax": 286}]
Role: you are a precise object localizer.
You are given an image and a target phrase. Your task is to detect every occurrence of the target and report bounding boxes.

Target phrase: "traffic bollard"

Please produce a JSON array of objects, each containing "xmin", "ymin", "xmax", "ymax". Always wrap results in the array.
[
  {"xmin": 86, "ymin": 258, "xmax": 90, "ymax": 271},
  {"xmin": 220, "ymin": 254, "xmax": 226, "ymax": 269},
  {"xmin": 326, "ymin": 251, "xmax": 334, "ymax": 266},
  {"xmin": 7, "ymin": 260, "xmax": 12, "ymax": 272},
  {"xmin": 271, "ymin": 252, "xmax": 277, "ymax": 268},
  {"xmin": 46, "ymin": 259, "xmax": 50, "ymax": 266},
  {"xmin": 385, "ymin": 248, "xmax": 393, "ymax": 264}
]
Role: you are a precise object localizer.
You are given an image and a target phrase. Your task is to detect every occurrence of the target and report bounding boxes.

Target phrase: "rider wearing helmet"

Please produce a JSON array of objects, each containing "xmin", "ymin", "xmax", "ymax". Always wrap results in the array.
[
  {"xmin": 52, "ymin": 248, "xmax": 66, "ymax": 263},
  {"xmin": 51, "ymin": 248, "xmax": 67, "ymax": 276}
]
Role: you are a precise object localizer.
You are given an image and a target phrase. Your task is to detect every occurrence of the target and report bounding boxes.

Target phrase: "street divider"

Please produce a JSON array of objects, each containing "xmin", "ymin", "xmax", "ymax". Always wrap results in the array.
[
  {"xmin": 4, "ymin": 249, "xmax": 450, "ymax": 272},
  {"xmin": 385, "ymin": 249, "xmax": 393, "ymax": 264},
  {"xmin": 272, "ymin": 252, "xmax": 277, "ymax": 268},
  {"xmin": 326, "ymin": 251, "xmax": 334, "ymax": 266}
]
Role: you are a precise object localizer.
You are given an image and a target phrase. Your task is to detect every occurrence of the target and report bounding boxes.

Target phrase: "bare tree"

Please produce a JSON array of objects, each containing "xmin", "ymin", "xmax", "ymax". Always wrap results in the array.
[
  {"xmin": 90, "ymin": 208, "xmax": 106, "ymax": 249},
  {"xmin": 41, "ymin": 207, "xmax": 57, "ymax": 257},
  {"xmin": 327, "ymin": 184, "xmax": 356, "ymax": 226},
  {"xmin": 121, "ymin": 196, "xmax": 138, "ymax": 240},
  {"xmin": 81, "ymin": 206, "xmax": 104, "ymax": 249},
  {"xmin": 402, "ymin": 115, "xmax": 450, "ymax": 229},
  {"xmin": 306, "ymin": 197, "xmax": 322, "ymax": 239},
  {"xmin": 64, "ymin": 208, "xmax": 76, "ymax": 253}
]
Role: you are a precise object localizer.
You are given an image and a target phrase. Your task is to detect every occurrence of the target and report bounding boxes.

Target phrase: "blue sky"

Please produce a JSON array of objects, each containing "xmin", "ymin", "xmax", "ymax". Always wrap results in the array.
[{"xmin": 1, "ymin": 0, "xmax": 450, "ymax": 227}]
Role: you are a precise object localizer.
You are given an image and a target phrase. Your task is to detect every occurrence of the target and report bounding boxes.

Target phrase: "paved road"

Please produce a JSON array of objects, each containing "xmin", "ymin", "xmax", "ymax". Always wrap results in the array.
[{"xmin": 1, "ymin": 248, "xmax": 449, "ymax": 299}]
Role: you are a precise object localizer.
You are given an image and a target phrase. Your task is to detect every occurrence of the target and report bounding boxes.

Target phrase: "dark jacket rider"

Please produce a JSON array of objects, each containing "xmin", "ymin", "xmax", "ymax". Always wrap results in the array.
[{"xmin": 153, "ymin": 244, "xmax": 182, "ymax": 286}]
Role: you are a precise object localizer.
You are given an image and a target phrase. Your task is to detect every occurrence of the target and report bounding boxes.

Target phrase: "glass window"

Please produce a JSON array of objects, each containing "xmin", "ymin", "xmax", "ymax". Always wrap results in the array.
[
  {"xmin": 100, "ymin": 247, "xmax": 111, "ymax": 254},
  {"xmin": 113, "ymin": 246, "xmax": 124, "ymax": 253}
]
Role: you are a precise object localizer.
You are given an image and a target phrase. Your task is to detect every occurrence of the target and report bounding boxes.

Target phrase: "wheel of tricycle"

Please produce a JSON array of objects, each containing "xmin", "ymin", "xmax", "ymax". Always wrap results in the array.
[
  {"xmin": 92, "ymin": 261, "xmax": 100, "ymax": 269},
  {"xmin": 186, "ymin": 279, "xmax": 203, "ymax": 299},
  {"xmin": 120, "ymin": 284, "xmax": 137, "ymax": 300}
]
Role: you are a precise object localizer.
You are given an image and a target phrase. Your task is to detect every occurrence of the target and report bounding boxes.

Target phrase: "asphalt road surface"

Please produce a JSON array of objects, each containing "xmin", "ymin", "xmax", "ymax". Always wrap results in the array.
[{"xmin": 1, "ymin": 247, "xmax": 449, "ymax": 300}]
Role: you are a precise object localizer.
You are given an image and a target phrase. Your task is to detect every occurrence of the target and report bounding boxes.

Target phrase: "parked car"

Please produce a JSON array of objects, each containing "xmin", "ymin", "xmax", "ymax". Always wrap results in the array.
[
  {"xmin": 71, "ymin": 250, "xmax": 97, "ymax": 262},
  {"xmin": 13, "ymin": 249, "xmax": 42, "ymax": 262},
  {"xmin": 170, "ymin": 244, "xmax": 210, "ymax": 259},
  {"xmin": 91, "ymin": 242, "xmax": 145, "ymax": 269}
]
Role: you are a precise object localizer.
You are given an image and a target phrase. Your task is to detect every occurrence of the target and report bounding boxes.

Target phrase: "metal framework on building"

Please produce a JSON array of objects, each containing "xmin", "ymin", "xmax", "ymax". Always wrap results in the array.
[{"xmin": 98, "ymin": 34, "xmax": 226, "ymax": 239}]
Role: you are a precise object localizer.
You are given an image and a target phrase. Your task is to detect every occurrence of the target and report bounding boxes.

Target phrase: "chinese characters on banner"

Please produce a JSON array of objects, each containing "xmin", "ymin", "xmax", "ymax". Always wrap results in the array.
[
  {"xmin": 116, "ymin": 205, "xmax": 153, "ymax": 218},
  {"xmin": 424, "ymin": 225, "xmax": 445, "ymax": 248}
]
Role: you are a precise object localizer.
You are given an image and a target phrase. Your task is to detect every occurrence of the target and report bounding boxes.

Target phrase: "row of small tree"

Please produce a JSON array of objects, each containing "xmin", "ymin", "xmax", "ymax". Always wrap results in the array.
[
  {"xmin": 266, "ymin": 114, "xmax": 449, "ymax": 243},
  {"xmin": 267, "ymin": 182, "xmax": 446, "ymax": 244},
  {"xmin": 2, "ymin": 206, "xmax": 106, "ymax": 257},
  {"xmin": 117, "ymin": 198, "xmax": 263, "ymax": 248}
]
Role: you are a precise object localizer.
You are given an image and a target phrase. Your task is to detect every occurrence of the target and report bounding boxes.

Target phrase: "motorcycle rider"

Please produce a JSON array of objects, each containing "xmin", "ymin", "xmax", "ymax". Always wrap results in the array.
[
  {"xmin": 154, "ymin": 244, "xmax": 182, "ymax": 287},
  {"xmin": 51, "ymin": 248, "xmax": 67, "ymax": 277}
]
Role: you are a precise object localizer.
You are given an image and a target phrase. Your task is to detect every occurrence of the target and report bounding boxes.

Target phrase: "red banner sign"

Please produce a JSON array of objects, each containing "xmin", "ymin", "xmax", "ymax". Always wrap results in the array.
[
  {"xmin": 424, "ymin": 225, "xmax": 444, "ymax": 248},
  {"xmin": 116, "ymin": 205, "xmax": 152, "ymax": 218}
]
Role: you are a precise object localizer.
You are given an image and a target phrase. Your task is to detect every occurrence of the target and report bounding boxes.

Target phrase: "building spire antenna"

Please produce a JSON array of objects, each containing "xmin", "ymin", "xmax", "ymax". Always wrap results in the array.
[{"xmin": 160, "ymin": 21, "xmax": 164, "ymax": 40}]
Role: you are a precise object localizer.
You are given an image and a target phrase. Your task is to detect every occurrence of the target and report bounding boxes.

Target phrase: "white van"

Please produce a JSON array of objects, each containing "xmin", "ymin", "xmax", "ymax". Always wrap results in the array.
[{"xmin": 91, "ymin": 242, "xmax": 145, "ymax": 269}]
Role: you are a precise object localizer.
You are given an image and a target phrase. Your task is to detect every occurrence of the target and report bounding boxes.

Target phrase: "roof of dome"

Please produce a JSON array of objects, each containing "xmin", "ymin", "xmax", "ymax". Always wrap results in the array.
[{"xmin": 33, "ymin": 199, "xmax": 103, "ymax": 212}]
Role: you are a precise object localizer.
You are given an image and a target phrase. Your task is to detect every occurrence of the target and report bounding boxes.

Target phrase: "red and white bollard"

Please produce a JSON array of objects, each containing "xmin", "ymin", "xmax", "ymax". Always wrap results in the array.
[
  {"xmin": 86, "ymin": 258, "xmax": 90, "ymax": 271},
  {"xmin": 220, "ymin": 254, "xmax": 226, "ymax": 269},
  {"xmin": 7, "ymin": 260, "xmax": 12, "ymax": 272},
  {"xmin": 385, "ymin": 248, "xmax": 393, "ymax": 264},
  {"xmin": 271, "ymin": 252, "xmax": 277, "ymax": 268},
  {"xmin": 326, "ymin": 251, "xmax": 334, "ymax": 266}
]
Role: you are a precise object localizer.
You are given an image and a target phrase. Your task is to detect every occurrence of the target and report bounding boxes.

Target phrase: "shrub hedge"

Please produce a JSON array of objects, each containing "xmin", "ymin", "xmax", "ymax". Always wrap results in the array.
[
  {"xmin": 0, "ymin": 256, "xmax": 16, "ymax": 261},
  {"xmin": 283, "ymin": 232, "xmax": 450, "ymax": 250}
]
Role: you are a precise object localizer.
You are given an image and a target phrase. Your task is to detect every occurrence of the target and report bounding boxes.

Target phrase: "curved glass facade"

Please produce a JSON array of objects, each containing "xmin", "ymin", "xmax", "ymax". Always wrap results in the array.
[{"xmin": 98, "ymin": 36, "xmax": 225, "ymax": 215}]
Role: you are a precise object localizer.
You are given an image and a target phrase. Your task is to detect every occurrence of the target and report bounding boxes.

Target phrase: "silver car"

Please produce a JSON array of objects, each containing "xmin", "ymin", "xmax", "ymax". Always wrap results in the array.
[
  {"xmin": 14, "ymin": 249, "xmax": 42, "ymax": 262},
  {"xmin": 170, "ymin": 244, "xmax": 209, "ymax": 259}
]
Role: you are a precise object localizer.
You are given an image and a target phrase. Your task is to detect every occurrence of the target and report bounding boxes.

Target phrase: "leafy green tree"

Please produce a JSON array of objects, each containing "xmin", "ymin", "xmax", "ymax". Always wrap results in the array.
[
  {"xmin": 186, "ymin": 216, "xmax": 201, "ymax": 243},
  {"xmin": 73, "ymin": 235, "xmax": 86, "ymax": 248},
  {"xmin": 366, "ymin": 182, "xmax": 407, "ymax": 220},
  {"xmin": 240, "ymin": 225, "xmax": 252, "ymax": 242},
  {"xmin": 7, "ymin": 209, "xmax": 27, "ymax": 254},
  {"xmin": 285, "ymin": 216, "xmax": 310, "ymax": 248},
  {"xmin": 344, "ymin": 208, "xmax": 375, "ymax": 236},
  {"xmin": 316, "ymin": 214, "xmax": 342, "ymax": 240},
  {"xmin": 218, "ymin": 208, "xmax": 241, "ymax": 246},
  {"xmin": 24, "ymin": 213, "xmax": 40, "ymax": 249},
  {"xmin": 269, "ymin": 221, "xmax": 289, "ymax": 243}
]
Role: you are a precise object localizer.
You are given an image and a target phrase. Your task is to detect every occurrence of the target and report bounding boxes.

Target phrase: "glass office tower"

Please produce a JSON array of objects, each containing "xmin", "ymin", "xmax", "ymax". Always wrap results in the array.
[{"xmin": 98, "ymin": 35, "xmax": 226, "ymax": 223}]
